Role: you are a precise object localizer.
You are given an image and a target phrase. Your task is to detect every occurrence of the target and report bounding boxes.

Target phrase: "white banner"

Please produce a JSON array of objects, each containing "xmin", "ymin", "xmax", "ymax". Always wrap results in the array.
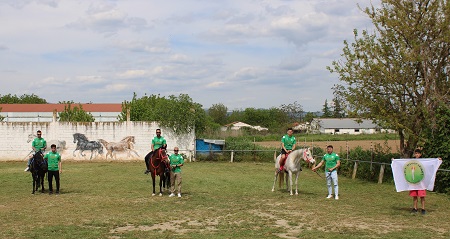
[{"xmin": 391, "ymin": 158, "xmax": 442, "ymax": 192}]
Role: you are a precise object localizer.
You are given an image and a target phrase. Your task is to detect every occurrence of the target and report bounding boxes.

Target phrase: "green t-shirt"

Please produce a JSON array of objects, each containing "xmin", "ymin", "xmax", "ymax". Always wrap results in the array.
[
  {"xmin": 322, "ymin": 153, "xmax": 340, "ymax": 171},
  {"xmin": 44, "ymin": 151, "xmax": 61, "ymax": 171},
  {"xmin": 32, "ymin": 137, "xmax": 47, "ymax": 151},
  {"xmin": 152, "ymin": 136, "xmax": 167, "ymax": 150},
  {"xmin": 281, "ymin": 135, "xmax": 296, "ymax": 150},
  {"xmin": 169, "ymin": 154, "xmax": 184, "ymax": 173}
]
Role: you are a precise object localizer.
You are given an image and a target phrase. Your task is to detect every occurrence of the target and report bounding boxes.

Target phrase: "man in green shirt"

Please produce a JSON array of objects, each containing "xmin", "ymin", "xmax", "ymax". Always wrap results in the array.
[
  {"xmin": 144, "ymin": 129, "xmax": 167, "ymax": 174},
  {"xmin": 168, "ymin": 147, "xmax": 184, "ymax": 198},
  {"xmin": 44, "ymin": 144, "xmax": 62, "ymax": 194},
  {"xmin": 25, "ymin": 130, "xmax": 47, "ymax": 172},
  {"xmin": 312, "ymin": 145, "xmax": 341, "ymax": 200},
  {"xmin": 279, "ymin": 128, "xmax": 296, "ymax": 171}
]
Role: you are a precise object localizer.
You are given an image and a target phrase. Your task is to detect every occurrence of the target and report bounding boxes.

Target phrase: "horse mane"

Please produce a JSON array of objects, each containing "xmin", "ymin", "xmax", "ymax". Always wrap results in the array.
[{"xmin": 73, "ymin": 133, "xmax": 89, "ymax": 142}]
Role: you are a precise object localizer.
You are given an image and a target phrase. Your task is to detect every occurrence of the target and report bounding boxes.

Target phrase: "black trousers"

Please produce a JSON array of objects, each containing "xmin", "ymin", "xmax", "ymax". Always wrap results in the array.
[{"xmin": 47, "ymin": 170, "xmax": 60, "ymax": 192}]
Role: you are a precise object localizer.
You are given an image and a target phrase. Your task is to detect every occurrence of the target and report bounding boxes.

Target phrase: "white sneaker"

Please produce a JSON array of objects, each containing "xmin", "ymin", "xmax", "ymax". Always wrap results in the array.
[
  {"xmin": 326, "ymin": 195, "xmax": 333, "ymax": 199},
  {"xmin": 177, "ymin": 193, "xmax": 181, "ymax": 198},
  {"xmin": 169, "ymin": 193, "xmax": 175, "ymax": 197},
  {"xmin": 24, "ymin": 167, "xmax": 30, "ymax": 172},
  {"xmin": 335, "ymin": 195, "xmax": 339, "ymax": 200}
]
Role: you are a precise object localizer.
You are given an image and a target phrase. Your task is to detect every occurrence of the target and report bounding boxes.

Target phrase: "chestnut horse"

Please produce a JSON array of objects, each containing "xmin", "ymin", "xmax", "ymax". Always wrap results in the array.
[{"xmin": 145, "ymin": 147, "xmax": 169, "ymax": 196}]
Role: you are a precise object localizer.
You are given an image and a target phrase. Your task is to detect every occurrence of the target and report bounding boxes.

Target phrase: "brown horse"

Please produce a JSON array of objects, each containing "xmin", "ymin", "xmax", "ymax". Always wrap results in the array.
[
  {"xmin": 99, "ymin": 136, "xmax": 139, "ymax": 160},
  {"xmin": 145, "ymin": 147, "xmax": 169, "ymax": 196}
]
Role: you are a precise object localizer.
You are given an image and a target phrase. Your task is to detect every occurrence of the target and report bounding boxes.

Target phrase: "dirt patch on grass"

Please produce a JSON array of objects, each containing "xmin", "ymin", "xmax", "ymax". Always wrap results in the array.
[{"xmin": 255, "ymin": 140, "xmax": 400, "ymax": 152}]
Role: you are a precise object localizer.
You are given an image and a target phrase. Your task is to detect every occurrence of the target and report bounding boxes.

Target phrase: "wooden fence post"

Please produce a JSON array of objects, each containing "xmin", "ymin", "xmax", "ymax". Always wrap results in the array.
[
  {"xmin": 378, "ymin": 164, "xmax": 385, "ymax": 184},
  {"xmin": 230, "ymin": 150, "xmax": 234, "ymax": 163},
  {"xmin": 352, "ymin": 161, "xmax": 358, "ymax": 179}
]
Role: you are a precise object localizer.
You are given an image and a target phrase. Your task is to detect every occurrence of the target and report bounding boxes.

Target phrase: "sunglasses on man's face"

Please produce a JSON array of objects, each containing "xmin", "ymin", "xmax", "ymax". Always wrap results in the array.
[{"xmin": 174, "ymin": 150, "xmax": 179, "ymax": 152}]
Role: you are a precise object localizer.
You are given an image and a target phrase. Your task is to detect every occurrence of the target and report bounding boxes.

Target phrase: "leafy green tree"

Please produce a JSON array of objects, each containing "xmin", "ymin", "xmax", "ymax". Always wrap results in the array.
[
  {"xmin": 208, "ymin": 103, "xmax": 228, "ymax": 125},
  {"xmin": 227, "ymin": 110, "xmax": 244, "ymax": 123},
  {"xmin": 279, "ymin": 101, "xmax": 304, "ymax": 123},
  {"xmin": 58, "ymin": 101, "xmax": 95, "ymax": 122},
  {"xmin": 328, "ymin": 0, "xmax": 450, "ymax": 157},
  {"xmin": 321, "ymin": 99, "xmax": 332, "ymax": 118},
  {"xmin": 303, "ymin": 112, "xmax": 317, "ymax": 123},
  {"xmin": 423, "ymin": 103, "xmax": 450, "ymax": 194},
  {"xmin": 332, "ymin": 97, "xmax": 345, "ymax": 118},
  {"xmin": 0, "ymin": 107, "xmax": 4, "ymax": 121},
  {"xmin": 242, "ymin": 107, "xmax": 288, "ymax": 132},
  {"xmin": 0, "ymin": 94, "xmax": 47, "ymax": 103},
  {"xmin": 119, "ymin": 93, "xmax": 206, "ymax": 135}
]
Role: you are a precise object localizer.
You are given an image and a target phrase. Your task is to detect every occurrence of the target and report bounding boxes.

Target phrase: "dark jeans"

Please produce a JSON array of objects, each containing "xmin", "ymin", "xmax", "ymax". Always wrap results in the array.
[{"xmin": 48, "ymin": 170, "xmax": 60, "ymax": 192}]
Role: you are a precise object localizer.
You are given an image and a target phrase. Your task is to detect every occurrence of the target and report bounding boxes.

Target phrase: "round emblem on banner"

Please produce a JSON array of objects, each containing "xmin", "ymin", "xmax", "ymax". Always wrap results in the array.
[{"xmin": 403, "ymin": 160, "xmax": 425, "ymax": 184}]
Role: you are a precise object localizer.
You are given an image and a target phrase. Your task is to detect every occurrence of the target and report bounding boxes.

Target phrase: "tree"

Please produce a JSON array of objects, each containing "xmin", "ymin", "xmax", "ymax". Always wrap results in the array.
[
  {"xmin": 328, "ymin": 0, "xmax": 450, "ymax": 157},
  {"xmin": 321, "ymin": 99, "xmax": 332, "ymax": 118},
  {"xmin": 279, "ymin": 101, "xmax": 304, "ymax": 123},
  {"xmin": 58, "ymin": 101, "xmax": 95, "ymax": 122},
  {"xmin": 303, "ymin": 112, "xmax": 317, "ymax": 123},
  {"xmin": 423, "ymin": 103, "xmax": 450, "ymax": 193},
  {"xmin": 332, "ymin": 97, "xmax": 345, "ymax": 118},
  {"xmin": 0, "ymin": 94, "xmax": 47, "ymax": 104},
  {"xmin": 208, "ymin": 103, "xmax": 228, "ymax": 125},
  {"xmin": 119, "ymin": 93, "xmax": 206, "ymax": 135}
]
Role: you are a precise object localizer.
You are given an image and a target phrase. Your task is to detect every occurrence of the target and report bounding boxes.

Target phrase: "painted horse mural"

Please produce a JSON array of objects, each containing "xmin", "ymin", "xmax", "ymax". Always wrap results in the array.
[
  {"xmin": 72, "ymin": 133, "xmax": 104, "ymax": 160},
  {"xmin": 98, "ymin": 136, "xmax": 140, "ymax": 160}
]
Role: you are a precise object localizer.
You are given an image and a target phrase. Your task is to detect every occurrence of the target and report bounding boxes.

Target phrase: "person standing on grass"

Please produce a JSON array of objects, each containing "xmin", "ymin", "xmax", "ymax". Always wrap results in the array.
[
  {"xmin": 312, "ymin": 145, "xmax": 341, "ymax": 200},
  {"xmin": 144, "ymin": 128, "xmax": 167, "ymax": 174},
  {"xmin": 44, "ymin": 144, "xmax": 62, "ymax": 195},
  {"xmin": 25, "ymin": 130, "xmax": 47, "ymax": 172},
  {"xmin": 279, "ymin": 128, "xmax": 296, "ymax": 171},
  {"xmin": 169, "ymin": 147, "xmax": 184, "ymax": 198},
  {"xmin": 407, "ymin": 149, "xmax": 442, "ymax": 215}
]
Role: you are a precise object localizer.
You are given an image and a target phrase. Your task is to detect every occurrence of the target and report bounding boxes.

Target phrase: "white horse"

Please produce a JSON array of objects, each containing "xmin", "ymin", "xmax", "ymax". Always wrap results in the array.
[
  {"xmin": 27, "ymin": 134, "xmax": 67, "ymax": 152},
  {"xmin": 271, "ymin": 148, "xmax": 315, "ymax": 195}
]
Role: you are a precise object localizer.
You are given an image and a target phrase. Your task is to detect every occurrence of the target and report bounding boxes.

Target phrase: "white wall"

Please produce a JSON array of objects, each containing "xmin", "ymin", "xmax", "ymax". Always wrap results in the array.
[{"xmin": 0, "ymin": 121, "xmax": 195, "ymax": 161}]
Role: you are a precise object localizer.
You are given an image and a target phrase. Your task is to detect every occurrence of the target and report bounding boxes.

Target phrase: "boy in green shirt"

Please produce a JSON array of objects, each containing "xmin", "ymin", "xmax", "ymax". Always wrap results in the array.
[
  {"xmin": 44, "ymin": 144, "xmax": 62, "ymax": 194},
  {"xmin": 312, "ymin": 145, "xmax": 341, "ymax": 200},
  {"xmin": 279, "ymin": 128, "xmax": 296, "ymax": 171}
]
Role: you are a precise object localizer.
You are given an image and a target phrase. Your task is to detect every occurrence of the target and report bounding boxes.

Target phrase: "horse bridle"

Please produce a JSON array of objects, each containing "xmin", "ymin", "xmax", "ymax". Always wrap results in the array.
[{"xmin": 150, "ymin": 148, "xmax": 168, "ymax": 176}]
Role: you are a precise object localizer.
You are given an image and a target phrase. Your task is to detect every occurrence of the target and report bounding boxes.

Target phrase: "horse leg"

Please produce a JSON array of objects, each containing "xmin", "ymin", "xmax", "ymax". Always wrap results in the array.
[
  {"xmin": 32, "ymin": 173, "xmax": 36, "ymax": 194},
  {"xmin": 151, "ymin": 174, "xmax": 156, "ymax": 196},
  {"xmin": 294, "ymin": 172, "xmax": 300, "ymax": 195},
  {"xmin": 158, "ymin": 175, "xmax": 163, "ymax": 196},
  {"xmin": 288, "ymin": 171, "xmax": 293, "ymax": 195},
  {"xmin": 271, "ymin": 169, "xmax": 279, "ymax": 192}
]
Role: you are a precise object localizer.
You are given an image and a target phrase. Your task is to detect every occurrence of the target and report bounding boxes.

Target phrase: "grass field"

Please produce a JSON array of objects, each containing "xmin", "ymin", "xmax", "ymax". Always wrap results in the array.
[{"xmin": 1, "ymin": 161, "xmax": 449, "ymax": 239}]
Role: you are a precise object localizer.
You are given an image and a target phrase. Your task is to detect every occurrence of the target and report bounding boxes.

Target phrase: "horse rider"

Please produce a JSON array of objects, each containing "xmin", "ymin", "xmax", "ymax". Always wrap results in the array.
[
  {"xmin": 144, "ymin": 128, "xmax": 167, "ymax": 174},
  {"xmin": 279, "ymin": 128, "xmax": 296, "ymax": 171},
  {"xmin": 25, "ymin": 130, "xmax": 47, "ymax": 172}
]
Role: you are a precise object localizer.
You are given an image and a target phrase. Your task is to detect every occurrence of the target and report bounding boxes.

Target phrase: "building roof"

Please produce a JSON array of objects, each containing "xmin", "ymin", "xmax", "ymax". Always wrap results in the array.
[
  {"xmin": 313, "ymin": 118, "xmax": 379, "ymax": 129},
  {"xmin": 0, "ymin": 104, "xmax": 122, "ymax": 112}
]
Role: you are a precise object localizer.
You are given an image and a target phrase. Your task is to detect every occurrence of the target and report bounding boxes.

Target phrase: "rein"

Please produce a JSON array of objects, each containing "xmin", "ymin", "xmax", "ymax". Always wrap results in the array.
[
  {"xmin": 150, "ymin": 148, "xmax": 168, "ymax": 176},
  {"xmin": 303, "ymin": 150, "xmax": 312, "ymax": 163}
]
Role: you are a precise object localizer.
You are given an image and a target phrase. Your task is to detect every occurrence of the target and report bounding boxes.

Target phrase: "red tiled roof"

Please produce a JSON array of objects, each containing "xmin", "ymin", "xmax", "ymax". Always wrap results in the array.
[{"xmin": 0, "ymin": 104, "xmax": 122, "ymax": 112}]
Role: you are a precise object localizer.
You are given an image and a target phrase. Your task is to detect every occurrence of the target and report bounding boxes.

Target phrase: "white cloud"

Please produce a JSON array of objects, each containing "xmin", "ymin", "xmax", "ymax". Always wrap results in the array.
[{"xmin": 0, "ymin": 0, "xmax": 380, "ymax": 111}]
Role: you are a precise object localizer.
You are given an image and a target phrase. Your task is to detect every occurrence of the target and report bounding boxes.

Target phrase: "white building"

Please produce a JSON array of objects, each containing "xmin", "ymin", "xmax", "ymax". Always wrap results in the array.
[
  {"xmin": 221, "ymin": 121, "xmax": 268, "ymax": 131},
  {"xmin": 310, "ymin": 118, "xmax": 394, "ymax": 135}
]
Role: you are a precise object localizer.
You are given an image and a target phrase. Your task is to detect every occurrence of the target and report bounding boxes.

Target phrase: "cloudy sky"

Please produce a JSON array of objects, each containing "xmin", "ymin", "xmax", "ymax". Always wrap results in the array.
[{"xmin": 0, "ymin": 0, "xmax": 379, "ymax": 112}]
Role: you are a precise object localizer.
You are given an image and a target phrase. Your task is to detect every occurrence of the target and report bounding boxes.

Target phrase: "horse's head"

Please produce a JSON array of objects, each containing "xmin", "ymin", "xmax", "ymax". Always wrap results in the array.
[
  {"xmin": 157, "ymin": 147, "xmax": 168, "ymax": 161},
  {"xmin": 31, "ymin": 151, "xmax": 46, "ymax": 172},
  {"xmin": 302, "ymin": 148, "xmax": 315, "ymax": 165},
  {"xmin": 27, "ymin": 134, "xmax": 36, "ymax": 143}
]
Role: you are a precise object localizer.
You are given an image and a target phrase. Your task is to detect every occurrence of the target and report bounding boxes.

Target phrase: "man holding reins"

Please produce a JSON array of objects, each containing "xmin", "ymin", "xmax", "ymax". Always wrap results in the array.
[
  {"xmin": 144, "ymin": 129, "xmax": 167, "ymax": 174},
  {"xmin": 24, "ymin": 130, "xmax": 47, "ymax": 172},
  {"xmin": 279, "ymin": 128, "xmax": 296, "ymax": 171}
]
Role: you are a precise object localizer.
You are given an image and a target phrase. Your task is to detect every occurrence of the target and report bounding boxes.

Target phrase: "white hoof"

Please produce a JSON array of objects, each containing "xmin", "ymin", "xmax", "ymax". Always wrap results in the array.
[
  {"xmin": 152, "ymin": 193, "xmax": 156, "ymax": 196},
  {"xmin": 159, "ymin": 193, "xmax": 162, "ymax": 196},
  {"xmin": 271, "ymin": 189, "xmax": 275, "ymax": 192}
]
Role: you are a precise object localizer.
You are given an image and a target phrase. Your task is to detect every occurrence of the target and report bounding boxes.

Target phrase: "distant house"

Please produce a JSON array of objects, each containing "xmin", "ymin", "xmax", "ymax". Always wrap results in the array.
[
  {"xmin": 221, "ymin": 121, "xmax": 268, "ymax": 131},
  {"xmin": 310, "ymin": 118, "xmax": 394, "ymax": 135},
  {"xmin": 0, "ymin": 104, "xmax": 122, "ymax": 122}
]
